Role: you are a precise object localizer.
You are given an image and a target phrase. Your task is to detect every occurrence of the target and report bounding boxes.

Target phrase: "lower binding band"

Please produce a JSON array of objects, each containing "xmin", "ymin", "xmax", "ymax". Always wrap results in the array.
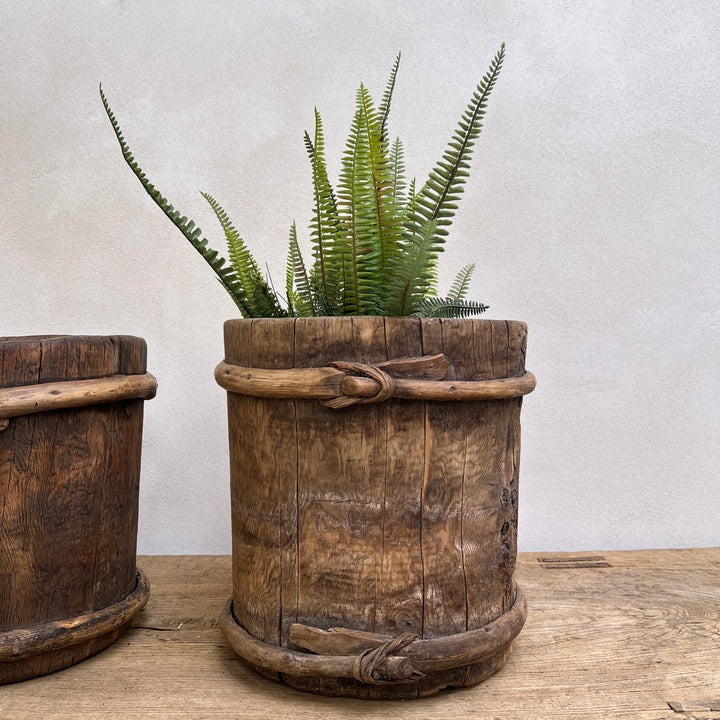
[
  {"xmin": 0, "ymin": 570, "xmax": 150, "ymax": 662},
  {"xmin": 219, "ymin": 584, "xmax": 526, "ymax": 685}
]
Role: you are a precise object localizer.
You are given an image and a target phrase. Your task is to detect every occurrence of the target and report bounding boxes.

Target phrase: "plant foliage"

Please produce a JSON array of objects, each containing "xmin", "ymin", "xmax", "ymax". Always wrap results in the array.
[{"xmin": 101, "ymin": 44, "xmax": 505, "ymax": 318}]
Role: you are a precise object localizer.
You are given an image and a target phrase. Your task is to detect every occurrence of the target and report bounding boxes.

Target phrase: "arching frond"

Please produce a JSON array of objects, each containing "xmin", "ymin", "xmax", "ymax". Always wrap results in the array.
[
  {"xmin": 390, "ymin": 137, "xmax": 407, "ymax": 207},
  {"xmin": 404, "ymin": 43, "xmax": 505, "ymax": 282},
  {"xmin": 100, "ymin": 85, "xmax": 251, "ymax": 314},
  {"xmin": 447, "ymin": 262, "xmax": 475, "ymax": 301},
  {"xmin": 201, "ymin": 193, "xmax": 286, "ymax": 318},
  {"xmin": 414, "ymin": 296, "xmax": 489, "ymax": 318},
  {"xmin": 305, "ymin": 111, "xmax": 344, "ymax": 314},
  {"xmin": 286, "ymin": 221, "xmax": 315, "ymax": 316},
  {"xmin": 383, "ymin": 219, "xmax": 441, "ymax": 316},
  {"xmin": 378, "ymin": 52, "xmax": 401, "ymax": 144}
]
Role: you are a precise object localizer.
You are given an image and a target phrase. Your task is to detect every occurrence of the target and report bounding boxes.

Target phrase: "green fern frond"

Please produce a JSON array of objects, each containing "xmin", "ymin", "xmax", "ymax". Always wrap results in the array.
[
  {"xmin": 100, "ymin": 85, "xmax": 251, "ymax": 315},
  {"xmin": 336, "ymin": 103, "xmax": 364, "ymax": 314},
  {"xmin": 304, "ymin": 111, "xmax": 344, "ymax": 314},
  {"xmin": 286, "ymin": 221, "xmax": 315, "ymax": 316},
  {"xmin": 405, "ymin": 43, "xmax": 505, "ymax": 265},
  {"xmin": 414, "ymin": 296, "xmax": 489, "ymax": 318},
  {"xmin": 337, "ymin": 87, "xmax": 384, "ymax": 314},
  {"xmin": 287, "ymin": 290, "xmax": 315, "ymax": 317},
  {"xmin": 447, "ymin": 262, "xmax": 475, "ymax": 301},
  {"xmin": 358, "ymin": 88, "xmax": 406, "ymax": 296},
  {"xmin": 200, "ymin": 193, "xmax": 260, "ymax": 300},
  {"xmin": 383, "ymin": 219, "xmax": 440, "ymax": 316},
  {"xmin": 338, "ymin": 83, "xmax": 405, "ymax": 314},
  {"xmin": 201, "ymin": 192, "xmax": 286, "ymax": 318},
  {"xmin": 378, "ymin": 52, "xmax": 401, "ymax": 144},
  {"xmin": 389, "ymin": 137, "xmax": 407, "ymax": 206},
  {"xmin": 407, "ymin": 177, "xmax": 417, "ymax": 205}
]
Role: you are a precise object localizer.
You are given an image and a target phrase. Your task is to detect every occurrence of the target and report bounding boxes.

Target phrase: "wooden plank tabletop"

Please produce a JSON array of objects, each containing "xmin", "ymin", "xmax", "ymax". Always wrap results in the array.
[{"xmin": 2, "ymin": 549, "xmax": 718, "ymax": 719}]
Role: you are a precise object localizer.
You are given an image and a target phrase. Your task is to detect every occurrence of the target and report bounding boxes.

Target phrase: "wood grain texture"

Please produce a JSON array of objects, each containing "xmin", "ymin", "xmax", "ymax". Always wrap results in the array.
[
  {"xmin": 0, "ymin": 335, "xmax": 151, "ymax": 683},
  {"xmin": 0, "ymin": 373, "xmax": 157, "ymax": 419},
  {"xmin": 220, "ymin": 318, "xmax": 530, "ymax": 697},
  {"xmin": 223, "ymin": 319, "xmax": 297, "ymax": 675},
  {"xmin": 1, "ymin": 550, "xmax": 718, "ymax": 719}
]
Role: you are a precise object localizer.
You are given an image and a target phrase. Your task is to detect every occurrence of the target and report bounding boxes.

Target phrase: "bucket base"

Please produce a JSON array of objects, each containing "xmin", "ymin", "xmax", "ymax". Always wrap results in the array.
[
  {"xmin": 0, "ymin": 569, "xmax": 150, "ymax": 684},
  {"xmin": 219, "ymin": 585, "xmax": 526, "ymax": 699}
]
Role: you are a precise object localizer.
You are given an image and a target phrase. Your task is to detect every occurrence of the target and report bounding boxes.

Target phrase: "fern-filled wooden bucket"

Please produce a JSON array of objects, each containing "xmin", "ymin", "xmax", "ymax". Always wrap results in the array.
[
  {"xmin": 0, "ymin": 335, "xmax": 156, "ymax": 683},
  {"xmin": 216, "ymin": 317, "xmax": 535, "ymax": 699}
]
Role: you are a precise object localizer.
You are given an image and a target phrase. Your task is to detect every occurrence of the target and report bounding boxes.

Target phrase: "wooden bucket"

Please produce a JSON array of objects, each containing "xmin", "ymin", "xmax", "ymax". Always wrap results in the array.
[
  {"xmin": 0, "ymin": 335, "xmax": 156, "ymax": 683},
  {"xmin": 216, "ymin": 317, "xmax": 535, "ymax": 698}
]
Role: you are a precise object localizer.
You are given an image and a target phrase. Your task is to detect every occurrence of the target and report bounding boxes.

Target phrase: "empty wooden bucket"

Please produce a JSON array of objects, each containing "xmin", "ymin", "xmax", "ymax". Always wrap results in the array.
[
  {"xmin": 0, "ymin": 335, "xmax": 156, "ymax": 683},
  {"xmin": 216, "ymin": 317, "xmax": 535, "ymax": 698}
]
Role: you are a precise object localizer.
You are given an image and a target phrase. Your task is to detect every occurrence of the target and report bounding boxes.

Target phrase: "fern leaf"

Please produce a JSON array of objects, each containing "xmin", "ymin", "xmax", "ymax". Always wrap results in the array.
[
  {"xmin": 378, "ymin": 52, "xmax": 401, "ymax": 144},
  {"xmin": 201, "ymin": 192, "xmax": 285, "ymax": 318},
  {"xmin": 337, "ymin": 90, "xmax": 376, "ymax": 314},
  {"xmin": 200, "ymin": 193, "xmax": 259, "ymax": 290},
  {"xmin": 407, "ymin": 177, "xmax": 417, "ymax": 205},
  {"xmin": 249, "ymin": 281, "xmax": 289, "ymax": 319},
  {"xmin": 285, "ymin": 234, "xmax": 295, "ymax": 316},
  {"xmin": 383, "ymin": 219, "xmax": 441, "ymax": 316},
  {"xmin": 305, "ymin": 111, "xmax": 344, "ymax": 314},
  {"xmin": 337, "ymin": 83, "xmax": 405, "ymax": 314},
  {"xmin": 389, "ymin": 137, "xmax": 407, "ymax": 206},
  {"xmin": 419, "ymin": 44, "xmax": 504, "ymax": 233},
  {"xmin": 286, "ymin": 221, "xmax": 315, "ymax": 316},
  {"xmin": 447, "ymin": 262, "xmax": 475, "ymax": 301},
  {"xmin": 287, "ymin": 289, "xmax": 315, "ymax": 317},
  {"xmin": 404, "ymin": 44, "xmax": 505, "ymax": 274},
  {"xmin": 358, "ymin": 86, "xmax": 406, "ymax": 299},
  {"xmin": 100, "ymin": 85, "xmax": 251, "ymax": 315},
  {"xmin": 414, "ymin": 296, "xmax": 489, "ymax": 318}
]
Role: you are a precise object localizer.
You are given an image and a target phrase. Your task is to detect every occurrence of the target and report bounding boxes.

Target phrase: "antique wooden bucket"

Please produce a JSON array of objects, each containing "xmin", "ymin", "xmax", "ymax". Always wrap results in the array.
[
  {"xmin": 216, "ymin": 317, "xmax": 535, "ymax": 698},
  {"xmin": 0, "ymin": 335, "xmax": 156, "ymax": 683}
]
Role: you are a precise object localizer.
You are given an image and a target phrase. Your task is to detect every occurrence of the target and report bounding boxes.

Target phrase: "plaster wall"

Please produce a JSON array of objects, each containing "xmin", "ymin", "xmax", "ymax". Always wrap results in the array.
[{"xmin": 2, "ymin": 0, "xmax": 718, "ymax": 553}]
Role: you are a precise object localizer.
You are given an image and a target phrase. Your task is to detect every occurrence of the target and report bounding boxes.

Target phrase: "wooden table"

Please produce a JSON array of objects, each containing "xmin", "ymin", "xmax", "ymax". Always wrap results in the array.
[{"xmin": 2, "ymin": 549, "xmax": 718, "ymax": 719}]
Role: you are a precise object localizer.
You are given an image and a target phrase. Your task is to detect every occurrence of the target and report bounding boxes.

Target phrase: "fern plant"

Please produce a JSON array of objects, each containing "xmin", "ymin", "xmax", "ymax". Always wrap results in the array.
[{"xmin": 101, "ymin": 45, "xmax": 505, "ymax": 318}]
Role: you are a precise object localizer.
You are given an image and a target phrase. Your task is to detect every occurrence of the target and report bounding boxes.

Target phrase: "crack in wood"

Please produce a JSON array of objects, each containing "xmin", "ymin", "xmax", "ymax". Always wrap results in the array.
[{"xmin": 538, "ymin": 556, "xmax": 611, "ymax": 569}]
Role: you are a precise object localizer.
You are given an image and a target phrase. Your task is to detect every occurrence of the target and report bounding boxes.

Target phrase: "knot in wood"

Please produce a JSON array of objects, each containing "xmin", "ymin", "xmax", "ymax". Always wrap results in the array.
[
  {"xmin": 351, "ymin": 632, "xmax": 421, "ymax": 685},
  {"xmin": 323, "ymin": 361, "xmax": 396, "ymax": 409}
]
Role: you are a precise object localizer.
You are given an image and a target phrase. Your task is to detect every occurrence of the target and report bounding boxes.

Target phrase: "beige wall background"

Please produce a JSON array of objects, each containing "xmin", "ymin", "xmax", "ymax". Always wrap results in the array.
[{"xmin": 2, "ymin": 1, "xmax": 718, "ymax": 553}]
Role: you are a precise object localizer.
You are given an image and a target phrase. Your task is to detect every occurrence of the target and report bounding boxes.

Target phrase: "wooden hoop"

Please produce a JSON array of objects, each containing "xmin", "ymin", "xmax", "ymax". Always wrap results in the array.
[
  {"xmin": 0, "ymin": 570, "xmax": 150, "ymax": 662},
  {"xmin": 219, "ymin": 585, "xmax": 526, "ymax": 684},
  {"xmin": 215, "ymin": 359, "xmax": 535, "ymax": 406},
  {"xmin": 0, "ymin": 373, "xmax": 157, "ymax": 422}
]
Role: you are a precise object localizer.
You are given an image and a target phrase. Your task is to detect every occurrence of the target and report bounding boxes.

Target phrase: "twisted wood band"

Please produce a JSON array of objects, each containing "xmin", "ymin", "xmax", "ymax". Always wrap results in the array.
[
  {"xmin": 215, "ymin": 354, "xmax": 535, "ymax": 408},
  {"xmin": 219, "ymin": 585, "xmax": 526, "ymax": 685},
  {"xmin": 352, "ymin": 632, "xmax": 423, "ymax": 684},
  {"xmin": 0, "ymin": 571, "xmax": 150, "ymax": 662},
  {"xmin": 0, "ymin": 373, "xmax": 157, "ymax": 429},
  {"xmin": 324, "ymin": 361, "xmax": 397, "ymax": 408}
]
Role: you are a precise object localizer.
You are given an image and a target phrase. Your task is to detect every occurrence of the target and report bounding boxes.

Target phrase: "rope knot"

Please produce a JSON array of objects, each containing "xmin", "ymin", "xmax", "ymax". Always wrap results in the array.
[
  {"xmin": 322, "ymin": 361, "xmax": 396, "ymax": 409},
  {"xmin": 351, "ymin": 632, "xmax": 421, "ymax": 685}
]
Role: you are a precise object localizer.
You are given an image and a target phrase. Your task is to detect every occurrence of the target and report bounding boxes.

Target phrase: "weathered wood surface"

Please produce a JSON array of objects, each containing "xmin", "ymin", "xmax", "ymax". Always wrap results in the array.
[
  {"xmin": 1, "ymin": 550, "xmax": 718, "ymax": 719},
  {"xmin": 0, "ymin": 372, "xmax": 157, "ymax": 419},
  {"xmin": 0, "ymin": 335, "xmax": 151, "ymax": 683},
  {"xmin": 282, "ymin": 586, "xmax": 526, "ymax": 672},
  {"xmin": 220, "ymin": 317, "xmax": 530, "ymax": 697},
  {"xmin": 0, "ymin": 572, "xmax": 150, "ymax": 662},
  {"xmin": 219, "ymin": 587, "xmax": 525, "ymax": 682}
]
